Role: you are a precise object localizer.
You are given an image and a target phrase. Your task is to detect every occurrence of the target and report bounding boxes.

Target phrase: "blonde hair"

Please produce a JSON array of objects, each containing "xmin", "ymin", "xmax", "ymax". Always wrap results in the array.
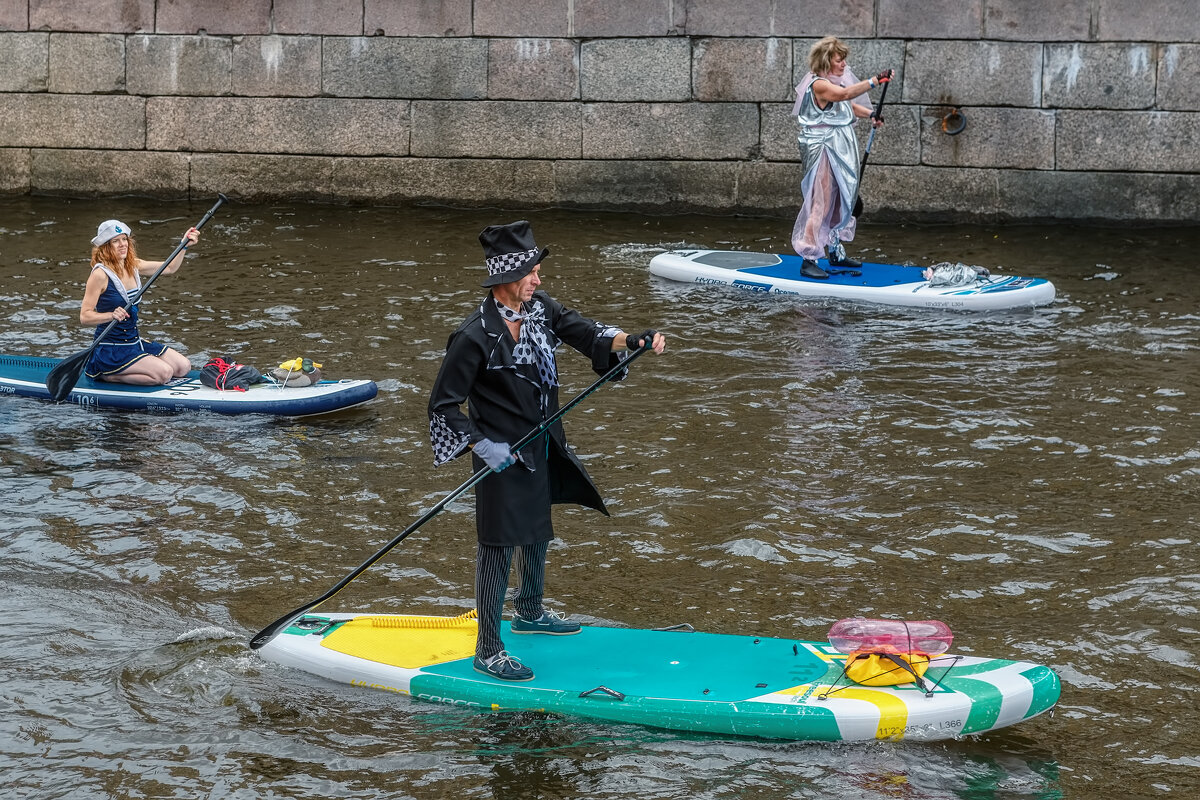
[
  {"xmin": 809, "ymin": 36, "xmax": 850, "ymax": 76},
  {"xmin": 91, "ymin": 236, "xmax": 139, "ymax": 280}
]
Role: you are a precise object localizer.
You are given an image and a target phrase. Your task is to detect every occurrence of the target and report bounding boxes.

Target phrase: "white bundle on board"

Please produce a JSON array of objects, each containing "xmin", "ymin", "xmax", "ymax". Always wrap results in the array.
[{"xmin": 922, "ymin": 262, "xmax": 991, "ymax": 287}]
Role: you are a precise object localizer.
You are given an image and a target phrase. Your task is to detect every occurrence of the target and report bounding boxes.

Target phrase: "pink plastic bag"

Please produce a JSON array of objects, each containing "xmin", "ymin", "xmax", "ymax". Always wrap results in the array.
[{"xmin": 828, "ymin": 617, "xmax": 953, "ymax": 657}]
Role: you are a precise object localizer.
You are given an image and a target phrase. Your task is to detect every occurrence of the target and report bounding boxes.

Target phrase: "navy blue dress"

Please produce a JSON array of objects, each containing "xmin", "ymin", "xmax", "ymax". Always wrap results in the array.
[{"xmin": 84, "ymin": 267, "xmax": 170, "ymax": 379}]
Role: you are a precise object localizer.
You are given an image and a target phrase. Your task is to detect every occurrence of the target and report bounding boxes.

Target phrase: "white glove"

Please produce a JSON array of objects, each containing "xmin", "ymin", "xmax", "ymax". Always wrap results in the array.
[{"xmin": 473, "ymin": 438, "xmax": 516, "ymax": 472}]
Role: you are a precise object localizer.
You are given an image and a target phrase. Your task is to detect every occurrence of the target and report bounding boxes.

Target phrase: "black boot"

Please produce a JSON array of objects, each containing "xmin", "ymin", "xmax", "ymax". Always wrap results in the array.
[
  {"xmin": 801, "ymin": 259, "xmax": 829, "ymax": 279},
  {"xmin": 826, "ymin": 243, "xmax": 862, "ymax": 269}
]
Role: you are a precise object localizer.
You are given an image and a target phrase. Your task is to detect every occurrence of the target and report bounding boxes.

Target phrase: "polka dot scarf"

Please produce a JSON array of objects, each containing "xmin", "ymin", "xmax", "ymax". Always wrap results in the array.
[{"xmin": 494, "ymin": 298, "xmax": 558, "ymax": 388}]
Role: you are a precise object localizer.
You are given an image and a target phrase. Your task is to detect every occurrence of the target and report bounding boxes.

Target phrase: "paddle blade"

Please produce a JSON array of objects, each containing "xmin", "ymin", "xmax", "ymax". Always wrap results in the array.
[
  {"xmin": 250, "ymin": 604, "xmax": 313, "ymax": 650},
  {"xmin": 45, "ymin": 349, "xmax": 92, "ymax": 403}
]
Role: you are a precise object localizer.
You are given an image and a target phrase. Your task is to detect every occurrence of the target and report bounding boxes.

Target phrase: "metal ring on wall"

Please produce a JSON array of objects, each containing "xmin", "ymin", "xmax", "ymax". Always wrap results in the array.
[{"xmin": 941, "ymin": 108, "xmax": 967, "ymax": 135}]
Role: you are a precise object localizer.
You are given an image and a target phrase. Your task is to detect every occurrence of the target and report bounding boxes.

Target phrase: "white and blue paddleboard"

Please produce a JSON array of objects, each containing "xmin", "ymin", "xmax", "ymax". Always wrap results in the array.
[
  {"xmin": 649, "ymin": 250, "xmax": 1055, "ymax": 311},
  {"xmin": 0, "ymin": 355, "xmax": 377, "ymax": 416}
]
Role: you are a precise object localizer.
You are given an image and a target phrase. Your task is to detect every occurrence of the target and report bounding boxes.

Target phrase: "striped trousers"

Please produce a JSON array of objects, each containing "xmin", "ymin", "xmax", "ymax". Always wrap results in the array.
[{"xmin": 475, "ymin": 540, "xmax": 549, "ymax": 661}]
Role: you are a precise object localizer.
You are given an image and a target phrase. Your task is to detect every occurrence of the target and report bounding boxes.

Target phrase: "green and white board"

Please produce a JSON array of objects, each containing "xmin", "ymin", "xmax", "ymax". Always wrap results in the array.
[{"xmin": 258, "ymin": 612, "xmax": 1061, "ymax": 742}]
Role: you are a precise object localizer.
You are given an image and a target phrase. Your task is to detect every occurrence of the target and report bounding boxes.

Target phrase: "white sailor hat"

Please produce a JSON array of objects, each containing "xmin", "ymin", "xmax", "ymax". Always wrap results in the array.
[{"xmin": 91, "ymin": 219, "xmax": 132, "ymax": 247}]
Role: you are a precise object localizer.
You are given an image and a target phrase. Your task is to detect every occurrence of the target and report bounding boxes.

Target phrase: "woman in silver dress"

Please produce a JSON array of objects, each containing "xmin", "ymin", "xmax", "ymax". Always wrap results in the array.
[{"xmin": 789, "ymin": 36, "xmax": 891, "ymax": 279}]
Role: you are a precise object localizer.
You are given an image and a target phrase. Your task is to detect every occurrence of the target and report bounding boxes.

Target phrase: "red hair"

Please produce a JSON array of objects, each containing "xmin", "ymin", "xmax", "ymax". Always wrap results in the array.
[{"xmin": 90, "ymin": 236, "xmax": 139, "ymax": 280}]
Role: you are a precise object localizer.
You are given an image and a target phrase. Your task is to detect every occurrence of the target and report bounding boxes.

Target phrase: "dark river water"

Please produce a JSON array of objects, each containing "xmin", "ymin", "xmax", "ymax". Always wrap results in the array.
[{"xmin": 1, "ymin": 196, "xmax": 1196, "ymax": 799}]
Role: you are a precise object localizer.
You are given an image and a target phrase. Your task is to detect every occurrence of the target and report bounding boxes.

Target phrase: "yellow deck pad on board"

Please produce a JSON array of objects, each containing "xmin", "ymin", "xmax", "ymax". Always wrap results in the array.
[{"xmin": 321, "ymin": 613, "xmax": 478, "ymax": 669}]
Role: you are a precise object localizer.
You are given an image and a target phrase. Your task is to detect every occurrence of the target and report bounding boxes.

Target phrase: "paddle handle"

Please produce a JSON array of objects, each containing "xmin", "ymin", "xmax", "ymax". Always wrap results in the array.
[
  {"xmin": 851, "ymin": 77, "xmax": 890, "ymax": 219},
  {"xmin": 126, "ymin": 194, "xmax": 227, "ymax": 309},
  {"xmin": 248, "ymin": 339, "xmax": 656, "ymax": 650}
]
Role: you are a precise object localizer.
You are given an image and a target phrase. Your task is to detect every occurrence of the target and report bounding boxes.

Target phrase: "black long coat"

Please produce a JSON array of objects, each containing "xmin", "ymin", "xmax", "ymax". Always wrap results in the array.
[{"xmin": 427, "ymin": 290, "xmax": 624, "ymax": 547}]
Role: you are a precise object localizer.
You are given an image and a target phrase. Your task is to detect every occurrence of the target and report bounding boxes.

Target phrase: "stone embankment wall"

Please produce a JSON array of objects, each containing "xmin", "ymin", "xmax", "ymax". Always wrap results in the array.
[{"xmin": 1, "ymin": 0, "xmax": 1197, "ymax": 223}]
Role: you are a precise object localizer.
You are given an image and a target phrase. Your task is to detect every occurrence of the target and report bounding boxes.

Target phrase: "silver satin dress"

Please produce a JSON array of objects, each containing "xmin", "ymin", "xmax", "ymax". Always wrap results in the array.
[{"xmin": 790, "ymin": 80, "xmax": 860, "ymax": 260}]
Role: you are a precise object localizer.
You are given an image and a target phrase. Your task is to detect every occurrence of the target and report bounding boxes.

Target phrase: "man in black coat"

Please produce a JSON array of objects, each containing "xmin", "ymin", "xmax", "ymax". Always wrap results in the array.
[{"xmin": 428, "ymin": 220, "xmax": 666, "ymax": 681}]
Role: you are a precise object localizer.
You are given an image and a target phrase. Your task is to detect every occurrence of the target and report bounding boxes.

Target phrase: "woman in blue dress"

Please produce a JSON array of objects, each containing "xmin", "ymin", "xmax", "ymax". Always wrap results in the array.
[{"xmin": 78, "ymin": 219, "xmax": 200, "ymax": 385}]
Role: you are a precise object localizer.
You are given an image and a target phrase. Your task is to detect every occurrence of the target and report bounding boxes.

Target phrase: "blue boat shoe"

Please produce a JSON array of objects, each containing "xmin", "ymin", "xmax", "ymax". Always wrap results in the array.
[
  {"xmin": 473, "ymin": 651, "xmax": 534, "ymax": 681},
  {"xmin": 510, "ymin": 609, "xmax": 582, "ymax": 635}
]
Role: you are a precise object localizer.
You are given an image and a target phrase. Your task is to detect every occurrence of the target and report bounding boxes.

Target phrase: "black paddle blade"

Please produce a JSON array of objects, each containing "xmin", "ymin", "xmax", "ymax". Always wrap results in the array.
[
  {"xmin": 853, "ymin": 195, "xmax": 864, "ymax": 219},
  {"xmin": 249, "ymin": 604, "xmax": 314, "ymax": 650},
  {"xmin": 45, "ymin": 349, "xmax": 92, "ymax": 403}
]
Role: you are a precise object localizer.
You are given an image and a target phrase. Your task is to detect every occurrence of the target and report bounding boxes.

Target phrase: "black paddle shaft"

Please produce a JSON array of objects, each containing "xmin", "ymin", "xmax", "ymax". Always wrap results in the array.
[
  {"xmin": 850, "ymin": 77, "xmax": 890, "ymax": 219},
  {"xmin": 45, "ymin": 194, "xmax": 228, "ymax": 403},
  {"xmin": 248, "ymin": 340, "xmax": 657, "ymax": 650}
]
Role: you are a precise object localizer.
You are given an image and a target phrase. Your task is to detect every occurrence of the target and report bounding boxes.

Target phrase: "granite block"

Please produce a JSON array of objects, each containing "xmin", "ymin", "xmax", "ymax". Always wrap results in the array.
[
  {"xmin": 335, "ymin": 157, "xmax": 557, "ymax": 205},
  {"xmin": 323, "ymin": 37, "xmax": 487, "ymax": 99},
  {"xmin": 0, "ymin": 0, "xmax": 26, "ymax": 31},
  {"xmin": 770, "ymin": 0, "xmax": 875, "ymax": 38},
  {"xmin": 996, "ymin": 168, "xmax": 1200, "ymax": 223},
  {"xmin": 983, "ymin": 0, "xmax": 1091, "ymax": 41},
  {"xmin": 30, "ymin": 0, "xmax": 153, "ymax": 33},
  {"xmin": 904, "ymin": 40, "xmax": 1043, "ymax": 106},
  {"xmin": 365, "ymin": 0, "xmax": 470, "ymax": 36},
  {"xmin": 49, "ymin": 33, "xmax": 125, "ymax": 93},
  {"xmin": 0, "ymin": 148, "xmax": 30, "ymax": 192},
  {"xmin": 154, "ymin": 0, "xmax": 270, "ymax": 35},
  {"xmin": 276, "ymin": 0, "xmax": 363, "ymax": 36},
  {"xmin": 573, "ymin": 0, "xmax": 674, "ymax": 37},
  {"xmin": 1097, "ymin": 0, "xmax": 1200, "ymax": 43},
  {"xmin": 1044, "ymin": 43, "xmax": 1156, "ymax": 110},
  {"xmin": 553, "ymin": 159, "xmax": 739, "ymax": 213},
  {"xmin": 860, "ymin": 164, "xmax": 1000, "ymax": 222},
  {"xmin": 921, "ymin": 106, "xmax": 1054, "ymax": 169},
  {"xmin": 878, "ymin": 0, "xmax": 983, "ymax": 39},
  {"xmin": 760, "ymin": 103, "xmax": 803, "ymax": 162},
  {"xmin": 148, "ymin": 97, "xmax": 411, "ymax": 156},
  {"xmin": 474, "ymin": 0, "xmax": 569, "ymax": 37},
  {"xmin": 30, "ymin": 148, "xmax": 189, "ymax": 197},
  {"xmin": 1158, "ymin": 44, "xmax": 1200, "ymax": 111},
  {"xmin": 736, "ymin": 160, "xmax": 805, "ymax": 216},
  {"xmin": 488, "ymin": 38, "xmax": 578, "ymax": 100},
  {"xmin": 861, "ymin": 104, "xmax": 921, "ymax": 165},
  {"xmin": 411, "ymin": 100, "xmax": 580, "ymax": 158},
  {"xmin": 0, "ymin": 94, "xmax": 145, "ymax": 148},
  {"xmin": 693, "ymin": 38, "xmax": 793, "ymax": 102},
  {"xmin": 580, "ymin": 38, "xmax": 690, "ymax": 102},
  {"xmin": 191, "ymin": 153, "xmax": 336, "ymax": 203},
  {"xmin": 232, "ymin": 35, "xmax": 321, "ymax": 97},
  {"xmin": 127, "ymin": 35, "xmax": 233, "ymax": 96},
  {"xmin": 678, "ymin": 0, "xmax": 768, "ymax": 36},
  {"xmin": 0, "ymin": 32, "xmax": 47, "ymax": 92},
  {"xmin": 582, "ymin": 102, "xmax": 759, "ymax": 160},
  {"xmin": 1057, "ymin": 109, "xmax": 1200, "ymax": 172}
]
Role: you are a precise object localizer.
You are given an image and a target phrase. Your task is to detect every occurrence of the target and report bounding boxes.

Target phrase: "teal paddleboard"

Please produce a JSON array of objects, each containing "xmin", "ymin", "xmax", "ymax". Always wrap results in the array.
[{"xmin": 257, "ymin": 612, "xmax": 1060, "ymax": 742}]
